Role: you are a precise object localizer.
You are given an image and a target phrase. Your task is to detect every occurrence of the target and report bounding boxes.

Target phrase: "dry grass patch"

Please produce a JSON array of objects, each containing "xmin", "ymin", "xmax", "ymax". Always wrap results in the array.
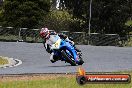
[
  {"xmin": 0, "ymin": 74, "xmax": 75, "ymax": 82},
  {"xmin": 0, "ymin": 56, "xmax": 8, "ymax": 65}
]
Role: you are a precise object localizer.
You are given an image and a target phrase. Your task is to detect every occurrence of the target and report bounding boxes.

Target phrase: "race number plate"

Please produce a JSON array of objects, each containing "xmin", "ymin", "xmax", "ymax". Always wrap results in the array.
[{"xmin": 51, "ymin": 39, "xmax": 61, "ymax": 49}]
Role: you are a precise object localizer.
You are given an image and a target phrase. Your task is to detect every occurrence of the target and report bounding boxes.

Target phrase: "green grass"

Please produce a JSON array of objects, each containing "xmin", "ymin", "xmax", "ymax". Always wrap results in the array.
[
  {"xmin": 26, "ymin": 36, "xmax": 42, "ymax": 43},
  {"xmin": 0, "ymin": 35, "xmax": 18, "ymax": 41},
  {"xmin": 0, "ymin": 72, "xmax": 131, "ymax": 88},
  {"xmin": 124, "ymin": 36, "xmax": 132, "ymax": 47},
  {"xmin": 0, "ymin": 56, "xmax": 8, "ymax": 65},
  {"xmin": 0, "ymin": 35, "xmax": 42, "ymax": 42},
  {"xmin": 127, "ymin": 37, "xmax": 132, "ymax": 46}
]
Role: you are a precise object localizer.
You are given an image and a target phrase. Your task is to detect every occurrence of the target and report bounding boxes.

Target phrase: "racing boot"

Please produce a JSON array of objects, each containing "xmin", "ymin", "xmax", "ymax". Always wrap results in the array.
[
  {"xmin": 50, "ymin": 53, "xmax": 60, "ymax": 63},
  {"xmin": 50, "ymin": 59, "xmax": 56, "ymax": 63}
]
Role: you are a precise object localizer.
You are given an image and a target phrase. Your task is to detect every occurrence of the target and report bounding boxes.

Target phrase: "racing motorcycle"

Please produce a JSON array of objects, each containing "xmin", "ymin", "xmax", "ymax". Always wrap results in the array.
[{"xmin": 50, "ymin": 34, "xmax": 84, "ymax": 66}]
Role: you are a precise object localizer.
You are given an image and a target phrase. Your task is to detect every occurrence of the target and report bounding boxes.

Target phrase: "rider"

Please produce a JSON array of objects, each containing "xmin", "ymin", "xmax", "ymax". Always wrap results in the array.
[{"xmin": 39, "ymin": 27, "xmax": 81, "ymax": 63}]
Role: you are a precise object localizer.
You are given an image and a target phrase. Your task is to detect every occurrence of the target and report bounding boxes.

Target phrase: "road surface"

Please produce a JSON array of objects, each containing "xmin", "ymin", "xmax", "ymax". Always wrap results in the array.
[{"xmin": 0, "ymin": 42, "xmax": 132, "ymax": 74}]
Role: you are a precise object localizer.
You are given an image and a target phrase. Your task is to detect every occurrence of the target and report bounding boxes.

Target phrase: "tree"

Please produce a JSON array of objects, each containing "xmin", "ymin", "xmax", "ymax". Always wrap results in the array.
[
  {"xmin": 42, "ymin": 10, "xmax": 73, "ymax": 32},
  {"xmin": 60, "ymin": 0, "xmax": 132, "ymax": 35},
  {"xmin": 91, "ymin": 0, "xmax": 131, "ymax": 35},
  {"xmin": 1, "ymin": 0, "xmax": 50, "ymax": 28}
]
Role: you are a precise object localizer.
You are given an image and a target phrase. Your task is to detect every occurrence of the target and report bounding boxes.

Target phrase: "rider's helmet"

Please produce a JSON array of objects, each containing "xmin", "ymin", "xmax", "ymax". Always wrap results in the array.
[{"xmin": 40, "ymin": 27, "xmax": 50, "ymax": 39}]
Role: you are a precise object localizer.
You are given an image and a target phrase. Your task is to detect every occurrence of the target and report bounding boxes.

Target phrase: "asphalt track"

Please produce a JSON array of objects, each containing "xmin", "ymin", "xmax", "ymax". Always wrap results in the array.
[{"xmin": 0, "ymin": 42, "xmax": 132, "ymax": 74}]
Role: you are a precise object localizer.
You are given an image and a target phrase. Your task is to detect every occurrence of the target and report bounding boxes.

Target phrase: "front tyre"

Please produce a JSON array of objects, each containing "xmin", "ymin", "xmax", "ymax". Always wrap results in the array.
[{"xmin": 61, "ymin": 50, "xmax": 77, "ymax": 66}]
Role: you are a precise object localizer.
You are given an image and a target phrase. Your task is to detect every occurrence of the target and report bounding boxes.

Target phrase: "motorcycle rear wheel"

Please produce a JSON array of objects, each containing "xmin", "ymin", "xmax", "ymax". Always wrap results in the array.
[{"xmin": 78, "ymin": 57, "xmax": 84, "ymax": 65}]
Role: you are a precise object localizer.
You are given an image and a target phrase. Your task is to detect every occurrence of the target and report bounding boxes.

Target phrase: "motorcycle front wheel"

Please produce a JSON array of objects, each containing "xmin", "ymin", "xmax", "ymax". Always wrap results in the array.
[{"xmin": 61, "ymin": 50, "xmax": 77, "ymax": 66}]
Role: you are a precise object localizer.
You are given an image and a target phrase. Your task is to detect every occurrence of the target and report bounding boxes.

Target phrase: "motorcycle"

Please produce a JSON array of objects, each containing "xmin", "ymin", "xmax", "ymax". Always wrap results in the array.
[{"xmin": 50, "ymin": 34, "xmax": 84, "ymax": 66}]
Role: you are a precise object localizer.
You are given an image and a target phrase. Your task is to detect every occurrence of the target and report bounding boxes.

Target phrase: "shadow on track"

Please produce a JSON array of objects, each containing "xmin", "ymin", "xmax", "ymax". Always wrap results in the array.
[{"xmin": 47, "ymin": 65, "xmax": 76, "ymax": 68}]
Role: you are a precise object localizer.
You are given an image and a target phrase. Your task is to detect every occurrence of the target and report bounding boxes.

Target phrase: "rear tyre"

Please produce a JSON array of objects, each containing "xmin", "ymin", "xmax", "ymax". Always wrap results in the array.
[
  {"xmin": 78, "ymin": 60, "xmax": 84, "ymax": 65},
  {"xmin": 61, "ymin": 50, "xmax": 77, "ymax": 66},
  {"xmin": 78, "ymin": 57, "xmax": 84, "ymax": 65}
]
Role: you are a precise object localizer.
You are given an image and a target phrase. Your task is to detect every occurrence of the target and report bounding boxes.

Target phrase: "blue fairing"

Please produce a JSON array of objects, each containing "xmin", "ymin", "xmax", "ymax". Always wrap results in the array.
[{"xmin": 58, "ymin": 40, "xmax": 79, "ymax": 63}]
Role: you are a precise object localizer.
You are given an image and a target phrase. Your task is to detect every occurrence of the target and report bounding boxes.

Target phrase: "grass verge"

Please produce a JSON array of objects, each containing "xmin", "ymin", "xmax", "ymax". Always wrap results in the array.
[
  {"xmin": 0, "ymin": 72, "xmax": 131, "ymax": 88},
  {"xmin": 127, "ymin": 37, "xmax": 132, "ymax": 46},
  {"xmin": 0, "ymin": 56, "xmax": 8, "ymax": 65}
]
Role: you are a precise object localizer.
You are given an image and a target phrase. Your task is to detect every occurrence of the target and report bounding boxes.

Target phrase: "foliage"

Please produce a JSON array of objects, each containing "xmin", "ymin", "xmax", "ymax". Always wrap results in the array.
[
  {"xmin": 61, "ymin": 0, "xmax": 132, "ymax": 35},
  {"xmin": 42, "ymin": 10, "xmax": 73, "ymax": 32},
  {"xmin": 1, "ymin": 0, "xmax": 50, "ymax": 28},
  {"xmin": 125, "ymin": 20, "xmax": 132, "ymax": 27},
  {"xmin": 0, "ymin": 0, "xmax": 132, "ymax": 35}
]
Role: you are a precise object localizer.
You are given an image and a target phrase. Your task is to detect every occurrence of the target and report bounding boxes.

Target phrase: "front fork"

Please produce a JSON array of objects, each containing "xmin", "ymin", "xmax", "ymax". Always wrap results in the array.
[{"xmin": 64, "ymin": 42, "xmax": 80, "ymax": 63}]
